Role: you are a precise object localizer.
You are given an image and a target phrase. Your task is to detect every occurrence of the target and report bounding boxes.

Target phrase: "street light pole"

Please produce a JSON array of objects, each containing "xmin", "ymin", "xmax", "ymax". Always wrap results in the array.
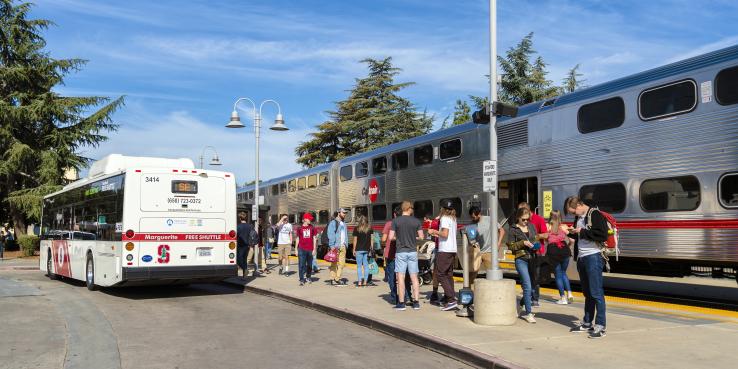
[
  {"xmin": 199, "ymin": 145, "xmax": 222, "ymax": 169},
  {"xmin": 487, "ymin": 0, "xmax": 502, "ymax": 281}
]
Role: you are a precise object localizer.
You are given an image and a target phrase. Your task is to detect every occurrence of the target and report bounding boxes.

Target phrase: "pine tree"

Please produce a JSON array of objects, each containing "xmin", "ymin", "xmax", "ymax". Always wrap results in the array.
[
  {"xmin": 560, "ymin": 64, "xmax": 586, "ymax": 93},
  {"xmin": 0, "ymin": 0, "xmax": 123, "ymax": 234},
  {"xmin": 451, "ymin": 99, "xmax": 471, "ymax": 126},
  {"xmin": 497, "ymin": 32, "xmax": 558, "ymax": 105},
  {"xmin": 296, "ymin": 57, "xmax": 431, "ymax": 168}
]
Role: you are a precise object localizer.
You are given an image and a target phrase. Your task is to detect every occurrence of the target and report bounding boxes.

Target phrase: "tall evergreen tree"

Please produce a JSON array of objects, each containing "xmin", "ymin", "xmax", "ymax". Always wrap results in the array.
[
  {"xmin": 440, "ymin": 99, "xmax": 471, "ymax": 130},
  {"xmin": 0, "ymin": 0, "xmax": 123, "ymax": 234},
  {"xmin": 296, "ymin": 57, "xmax": 432, "ymax": 167},
  {"xmin": 560, "ymin": 64, "xmax": 586, "ymax": 93},
  {"xmin": 497, "ymin": 32, "xmax": 558, "ymax": 105}
]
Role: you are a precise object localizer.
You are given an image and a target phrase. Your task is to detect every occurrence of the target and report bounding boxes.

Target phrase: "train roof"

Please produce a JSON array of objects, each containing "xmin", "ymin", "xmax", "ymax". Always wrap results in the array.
[
  {"xmin": 238, "ymin": 43, "xmax": 738, "ymax": 193},
  {"xmin": 498, "ymin": 43, "xmax": 738, "ymax": 124}
]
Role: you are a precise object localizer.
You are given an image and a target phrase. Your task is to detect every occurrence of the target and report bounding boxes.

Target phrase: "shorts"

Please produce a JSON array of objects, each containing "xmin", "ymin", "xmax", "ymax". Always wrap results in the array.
[
  {"xmin": 277, "ymin": 244, "xmax": 292, "ymax": 258},
  {"xmin": 394, "ymin": 251, "xmax": 419, "ymax": 274}
]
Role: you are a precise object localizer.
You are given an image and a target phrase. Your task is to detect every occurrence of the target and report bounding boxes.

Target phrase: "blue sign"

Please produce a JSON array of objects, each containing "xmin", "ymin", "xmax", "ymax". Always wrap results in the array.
[{"xmin": 142, "ymin": 255, "xmax": 153, "ymax": 263}]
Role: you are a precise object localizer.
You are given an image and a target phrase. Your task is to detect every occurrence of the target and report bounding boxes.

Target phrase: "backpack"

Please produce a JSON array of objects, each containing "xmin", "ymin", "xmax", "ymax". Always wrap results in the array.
[
  {"xmin": 320, "ymin": 220, "xmax": 336, "ymax": 246},
  {"xmin": 249, "ymin": 226, "xmax": 260, "ymax": 247},
  {"xmin": 585, "ymin": 207, "xmax": 620, "ymax": 270}
]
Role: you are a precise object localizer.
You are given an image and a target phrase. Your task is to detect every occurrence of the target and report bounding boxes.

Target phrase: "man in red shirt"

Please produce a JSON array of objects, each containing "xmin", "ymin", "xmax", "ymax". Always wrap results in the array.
[
  {"xmin": 518, "ymin": 202, "xmax": 548, "ymax": 306},
  {"xmin": 296, "ymin": 213, "xmax": 318, "ymax": 286}
]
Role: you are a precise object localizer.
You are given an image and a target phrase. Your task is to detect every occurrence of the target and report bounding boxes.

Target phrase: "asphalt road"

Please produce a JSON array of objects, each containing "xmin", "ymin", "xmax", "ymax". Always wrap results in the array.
[{"xmin": 0, "ymin": 269, "xmax": 471, "ymax": 369}]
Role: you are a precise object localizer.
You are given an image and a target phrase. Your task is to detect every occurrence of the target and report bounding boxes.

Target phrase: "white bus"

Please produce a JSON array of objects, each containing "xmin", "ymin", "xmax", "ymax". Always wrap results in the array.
[{"xmin": 39, "ymin": 154, "xmax": 238, "ymax": 289}]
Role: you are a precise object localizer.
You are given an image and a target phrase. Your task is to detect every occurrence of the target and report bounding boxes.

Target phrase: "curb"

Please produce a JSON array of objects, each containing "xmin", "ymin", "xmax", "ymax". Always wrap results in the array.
[{"xmin": 223, "ymin": 278, "xmax": 525, "ymax": 369}]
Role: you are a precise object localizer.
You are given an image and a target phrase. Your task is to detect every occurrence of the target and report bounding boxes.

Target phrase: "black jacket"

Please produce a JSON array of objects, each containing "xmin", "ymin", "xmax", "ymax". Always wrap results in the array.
[{"xmin": 570, "ymin": 208, "xmax": 609, "ymax": 259}]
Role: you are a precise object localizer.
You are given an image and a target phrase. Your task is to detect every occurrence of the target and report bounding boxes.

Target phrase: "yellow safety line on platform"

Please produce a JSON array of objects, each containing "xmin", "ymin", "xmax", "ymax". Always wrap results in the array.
[{"xmin": 276, "ymin": 254, "xmax": 738, "ymax": 321}]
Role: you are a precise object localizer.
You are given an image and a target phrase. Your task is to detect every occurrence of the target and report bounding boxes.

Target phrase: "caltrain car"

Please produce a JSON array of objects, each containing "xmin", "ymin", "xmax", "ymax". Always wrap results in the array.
[{"xmin": 239, "ymin": 45, "xmax": 738, "ymax": 280}]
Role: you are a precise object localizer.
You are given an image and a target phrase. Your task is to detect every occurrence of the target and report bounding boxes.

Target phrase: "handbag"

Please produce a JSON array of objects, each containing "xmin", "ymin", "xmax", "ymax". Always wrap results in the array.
[
  {"xmin": 324, "ymin": 247, "xmax": 338, "ymax": 263},
  {"xmin": 368, "ymin": 258, "xmax": 379, "ymax": 275}
]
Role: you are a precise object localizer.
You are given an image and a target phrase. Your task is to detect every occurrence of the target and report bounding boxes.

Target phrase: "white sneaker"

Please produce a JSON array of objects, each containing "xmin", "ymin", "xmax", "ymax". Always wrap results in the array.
[
  {"xmin": 521, "ymin": 313, "xmax": 536, "ymax": 323},
  {"xmin": 555, "ymin": 297, "xmax": 569, "ymax": 305}
]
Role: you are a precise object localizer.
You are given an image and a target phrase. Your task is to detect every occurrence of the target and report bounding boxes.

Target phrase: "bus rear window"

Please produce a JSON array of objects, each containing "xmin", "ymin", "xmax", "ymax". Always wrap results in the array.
[{"xmin": 172, "ymin": 180, "xmax": 198, "ymax": 194}]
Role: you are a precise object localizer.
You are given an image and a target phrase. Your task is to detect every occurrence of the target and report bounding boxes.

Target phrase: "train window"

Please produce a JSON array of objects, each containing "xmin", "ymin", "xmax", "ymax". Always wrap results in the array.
[
  {"xmin": 280, "ymin": 182, "xmax": 287, "ymax": 194},
  {"xmin": 271, "ymin": 185, "xmax": 279, "ymax": 196},
  {"xmin": 719, "ymin": 173, "xmax": 738, "ymax": 208},
  {"xmin": 439, "ymin": 139, "xmax": 462, "ymax": 160},
  {"xmin": 640, "ymin": 175, "xmax": 700, "ymax": 212},
  {"xmin": 319, "ymin": 172, "xmax": 329, "ymax": 186},
  {"xmin": 356, "ymin": 162, "xmax": 368, "ymax": 178},
  {"xmin": 354, "ymin": 206, "xmax": 369, "ymax": 220},
  {"xmin": 413, "ymin": 200, "xmax": 434, "ymax": 220},
  {"xmin": 344, "ymin": 208, "xmax": 353, "ymax": 223},
  {"xmin": 288, "ymin": 214, "xmax": 296, "ymax": 224},
  {"xmin": 372, "ymin": 204, "xmax": 387, "ymax": 221},
  {"xmin": 288, "ymin": 179, "xmax": 296, "ymax": 192},
  {"xmin": 318, "ymin": 210, "xmax": 330, "ymax": 224},
  {"xmin": 439, "ymin": 197, "xmax": 462, "ymax": 216},
  {"xmin": 307, "ymin": 174, "xmax": 317, "ymax": 188},
  {"xmin": 340, "ymin": 165, "xmax": 353, "ymax": 181},
  {"xmin": 391, "ymin": 151, "xmax": 409, "ymax": 170},
  {"xmin": 579, "ymin": 183, "xmax": 626, "ymax": 213},
  {"xmin": 638, "ymin": 80, "xmax": 697, "ymax": 121},
  {"xmin": 577, "ymin": 97, "xmax": 625, "ymax": 134},
  {"xmin": 248, "ymin": 191, "xmax": 254, "ymax": 200},
  {"xmin": 391, "ymin": 202, "xmax": 403, "ymax": 215},
  {"xmin": 414, "ymin": 145, "xmax": 433, "ymax": 166},
  {"xmin": 716, "ymin": 66, "xmax": 738, "ymax": 106},
  {"xmin": 297, "ymin": 177, "xmax": 306, "ymax": 191},
  {"xmin": 372, "ymin": 156, "xmax": 387, "ymax": 175}
]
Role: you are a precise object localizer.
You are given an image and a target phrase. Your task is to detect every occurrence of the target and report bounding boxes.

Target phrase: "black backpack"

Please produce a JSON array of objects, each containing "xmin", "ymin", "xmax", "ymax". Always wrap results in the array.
[
  {"xmin": 320, "ymin": 220, "xmax": 336, "ymax": 246},
  {"xmin": 249, "ymin": 226, "xmax": 260, "ymax": 247}
]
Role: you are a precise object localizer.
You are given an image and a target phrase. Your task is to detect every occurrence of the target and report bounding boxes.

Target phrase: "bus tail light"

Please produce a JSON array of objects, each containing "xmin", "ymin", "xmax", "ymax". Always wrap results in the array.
[
  {"xmin": 125, "ymin": 229, "xmax": 135, "ymax": 239},
  {"xmin": 229, "ymin": 253, "xmax": 235, "ymax": 259},
  {"xmin": 229, "ymin": 242, "xmax": 236, "ymax": 250},
  {"xmin": 125, "ymin": 242, "xmax": 135, "ymax": 251},
  {"xmin": 228, "ymin": 230, "xmax": 236, "ymax": 238},
  {"xmin": 126, "ymin": 254, "xmax": 134, "ymax": 261}
]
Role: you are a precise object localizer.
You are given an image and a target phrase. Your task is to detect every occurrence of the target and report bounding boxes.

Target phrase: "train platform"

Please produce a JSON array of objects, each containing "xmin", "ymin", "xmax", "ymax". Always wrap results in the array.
[{"xmin": 224, "ymin": 259, "xmax": 738, "ymax": 369}]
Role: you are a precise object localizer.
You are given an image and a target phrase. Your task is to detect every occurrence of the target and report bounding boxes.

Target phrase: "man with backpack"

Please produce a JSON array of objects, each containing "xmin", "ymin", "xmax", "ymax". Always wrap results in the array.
[
  {"xmin": 326, "ymin": 208, "xmax": 349, "ymax": 286},
  {"xmin": 237, "ymin": 212, "xmax": 258, "ymax": 277},
  {"xmin": 565, "ymin": 196, "xmax": 609, "ymax": 339}
]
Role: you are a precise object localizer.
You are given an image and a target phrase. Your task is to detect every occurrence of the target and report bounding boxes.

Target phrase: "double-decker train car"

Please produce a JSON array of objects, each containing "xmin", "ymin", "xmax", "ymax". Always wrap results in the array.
[{"xmin": 239, "ymin": 45, "xmax": 738, "ymax": 280}]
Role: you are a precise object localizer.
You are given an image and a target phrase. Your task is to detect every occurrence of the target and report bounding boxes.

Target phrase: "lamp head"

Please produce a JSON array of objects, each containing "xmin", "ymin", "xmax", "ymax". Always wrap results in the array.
[
  {"xmin": 270, "ymin": 113, "xmax": 288, "ymax": 131},
  {"xmin": 225, "ymin": 110, "xmax": 245, "ymax": 128},
  {"xmin": 209, "ymin": 154, "xmax": 222, "ymax": 166}
]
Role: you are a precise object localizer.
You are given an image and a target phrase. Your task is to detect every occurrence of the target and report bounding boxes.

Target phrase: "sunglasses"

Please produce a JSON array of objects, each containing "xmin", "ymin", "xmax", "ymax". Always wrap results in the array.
[{"xmin": 521, "ymin": 218, "xmax": 530, "ymax": 222}]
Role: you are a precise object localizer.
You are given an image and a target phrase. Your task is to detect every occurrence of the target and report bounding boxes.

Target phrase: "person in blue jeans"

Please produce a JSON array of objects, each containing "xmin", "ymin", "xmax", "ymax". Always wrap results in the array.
[
  {"xmin": 352, "ymin": 216, "xmax": 373, "ymax": 287},
  {"xmin": 506, "ymin": 207, "xmax": 538, "ymax": 323},
  {"xmin": 565, "ymin": 196, "xmax": 609, "ymax": 339},
  {"xmin": 545, "ymin": 210, "xmax": 575, "ymax": 304}
]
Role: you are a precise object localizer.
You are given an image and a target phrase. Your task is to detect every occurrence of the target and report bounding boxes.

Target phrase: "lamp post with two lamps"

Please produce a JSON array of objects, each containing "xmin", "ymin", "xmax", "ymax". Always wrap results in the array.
[
  {"xmin": 225, "ymin": 98, "xmax": 288, "ymax": 236},
  {"xmin": 198, "ymin": 145, "xmax": 222, "ymax": 169}
]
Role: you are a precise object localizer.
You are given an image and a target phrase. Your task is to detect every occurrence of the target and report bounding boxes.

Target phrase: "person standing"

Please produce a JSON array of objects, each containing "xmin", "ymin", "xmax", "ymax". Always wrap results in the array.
[
  {"xmin": 382, "ymin": 207, "xmax": 411, "ymax": 305},
  {"xmin": 276, "ymin": 215, "xmax": 293, "ymax": 275},
  {"xmin": 546, "ymin": 210, "xmax": 574, "ymax": 304},
  {"xmin": 236, "ymin": 212, "xmax": 256, "ymax": 277},
  {"xmin": 565, "ymin": 196, "xmax": 609, "ymax": 338},
  {"xmin": 265, "ymin": 220, "xmax": 276, "ymax": 261},
  {"xmin": 327, "ymin": 208, "xmax": 349, "ymax": 286},
  {"xmin": 296, "ymin": 213, "xmax": 317, "ymax": 286},
  {"xmin": 352, "ymin": 215, "xmax": 373, "ymax": 287},
  {"xmin": 517, "ymin": 202, "xmax": 548, "ymax": 306},
  {"xmin": 389, "ymin": 201, "xmax": 424, "ymax": 311},
  {"xmin": 0, "ymin": 229, "xmax": 6, "ymax": 259},
  {"xmin": 429, "ymin": 200, "xmax": 459, "ymax": 311},
  {"xmin": 507, "ymin": 207, "xmax": 538, "ymax": 323},
  {"xmin": 467, "ymin": 206, "xmax": 506, "ymax": 285}
]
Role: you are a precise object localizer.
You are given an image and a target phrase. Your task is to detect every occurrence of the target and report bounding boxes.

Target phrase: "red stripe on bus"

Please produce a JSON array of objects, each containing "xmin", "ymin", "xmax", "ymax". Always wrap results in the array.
[{"xmin": 123, "ymin": 233, "xmax": 234, "ymax": 242}]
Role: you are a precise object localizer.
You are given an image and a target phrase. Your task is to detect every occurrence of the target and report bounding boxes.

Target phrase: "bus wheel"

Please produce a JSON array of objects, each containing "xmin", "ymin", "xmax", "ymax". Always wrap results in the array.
[
  {"xmin": 47, "ymin": 252, "xmax": 58, "ymax": 280},
  {"xmin": 85, "ymin": 255, "xmax": 97, "ymax": 291}
]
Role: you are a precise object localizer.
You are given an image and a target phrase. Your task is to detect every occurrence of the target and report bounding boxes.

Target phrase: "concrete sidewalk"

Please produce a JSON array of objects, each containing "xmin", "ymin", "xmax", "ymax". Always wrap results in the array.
[{"xmin": 225, "ymin": 259, "xmax": 738, "ymax": 369}]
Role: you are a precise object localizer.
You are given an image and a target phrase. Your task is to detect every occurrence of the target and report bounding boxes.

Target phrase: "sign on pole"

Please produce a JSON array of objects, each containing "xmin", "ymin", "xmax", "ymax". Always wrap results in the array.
[
  {"xmin": 543, "ymin": 190, "xmax": 553, "ymax": 218},
  {"xmin": 482, "ymin": 160, "xmax": 497, "ymax": 192},
  {"xmin": 252, "ymin": 204, "xmax": 258, "ymax": 221}
]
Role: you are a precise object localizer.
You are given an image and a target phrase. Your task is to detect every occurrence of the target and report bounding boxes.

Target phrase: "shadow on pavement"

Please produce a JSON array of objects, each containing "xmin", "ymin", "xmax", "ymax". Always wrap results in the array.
[
  {"xmin": 101, "ymin": 281, "xmax": 246, "ymax": 300},
  {"xmin": 532, "ymin": 312, "xmax": 580, "ymax": 327}
]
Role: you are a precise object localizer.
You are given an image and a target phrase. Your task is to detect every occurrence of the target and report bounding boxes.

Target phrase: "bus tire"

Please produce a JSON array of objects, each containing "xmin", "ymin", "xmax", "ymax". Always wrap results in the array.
[
  {"xmin": 85, "ymin": 254, "xmax": 97, "ymax": 291},
  {"xmin": 47, "ymin": 252, "xmax": 58, "ymax": 280}
]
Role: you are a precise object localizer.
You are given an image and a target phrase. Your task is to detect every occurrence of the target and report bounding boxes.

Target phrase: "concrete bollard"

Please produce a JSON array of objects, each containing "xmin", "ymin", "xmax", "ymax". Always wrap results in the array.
[{"xmin": 473, "ymin": 278, "xmax": 517, "ymax": 326}]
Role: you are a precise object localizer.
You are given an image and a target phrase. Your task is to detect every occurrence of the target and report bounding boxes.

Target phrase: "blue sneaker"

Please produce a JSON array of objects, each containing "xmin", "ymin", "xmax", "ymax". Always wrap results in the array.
[{"xmin": 395, "ymin": 303, "xmax": 407, "ymax": 311}]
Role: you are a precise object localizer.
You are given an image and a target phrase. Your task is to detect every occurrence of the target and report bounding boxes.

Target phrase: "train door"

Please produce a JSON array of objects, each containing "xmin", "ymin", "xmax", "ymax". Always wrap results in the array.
[{"xmin": 498, "ymin": 175, "xmax": 540, "ymax": 222}]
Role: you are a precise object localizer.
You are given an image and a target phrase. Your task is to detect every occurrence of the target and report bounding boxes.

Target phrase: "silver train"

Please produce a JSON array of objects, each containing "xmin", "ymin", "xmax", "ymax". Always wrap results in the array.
[{"xmin": 238, "ymin": 45, "xmax": 738, "ymax": 279}]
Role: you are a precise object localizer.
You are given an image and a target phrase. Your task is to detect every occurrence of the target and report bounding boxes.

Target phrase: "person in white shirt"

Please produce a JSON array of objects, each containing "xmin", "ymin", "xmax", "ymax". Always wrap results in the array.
[
  {"xmin": 428, "ymin": 200, "xmax": 458, "ymax": 311},
  {"xmin": 276, "ymin": 215, "xmax": 293, "ymax": 275}
]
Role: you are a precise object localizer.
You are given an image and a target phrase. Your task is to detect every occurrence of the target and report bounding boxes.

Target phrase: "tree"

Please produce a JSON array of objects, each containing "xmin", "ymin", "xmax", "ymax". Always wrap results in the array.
[
  {"xmin": 440, "ymin": 99, "xmax": 471, "ymax": 130},
  {"xmin": 560, "ymin": 64, "xmax": 586, "ymax": 94},
  {"xmin": 296, "ymin": 57, "xmax": 432, "ymax": 167},
  {"xmin": 497, "ymin": 32, "xmax": 559, "ymax": 105},
  {"xmin": 0, "ymin": 0, "xmax": 123, "ymax": 235}
]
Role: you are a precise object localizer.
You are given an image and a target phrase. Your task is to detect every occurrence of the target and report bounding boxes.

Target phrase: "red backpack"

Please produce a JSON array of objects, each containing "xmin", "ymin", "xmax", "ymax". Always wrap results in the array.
[{"xmin": 586, "ymin": 207, "xmax": 620, "ymax": 260}]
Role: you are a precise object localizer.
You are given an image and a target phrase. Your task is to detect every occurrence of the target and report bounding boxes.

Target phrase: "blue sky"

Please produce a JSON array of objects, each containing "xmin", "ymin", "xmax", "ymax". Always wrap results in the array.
[{"xmin": 33, "ymin": 0, "xmax": 738, "ymax": 184}]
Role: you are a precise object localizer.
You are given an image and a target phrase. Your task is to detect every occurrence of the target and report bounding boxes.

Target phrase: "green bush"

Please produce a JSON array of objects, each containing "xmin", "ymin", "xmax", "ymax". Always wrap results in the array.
[{"xmin": 17, "ymin": 235, "xmax": 40, "ymax": 257}]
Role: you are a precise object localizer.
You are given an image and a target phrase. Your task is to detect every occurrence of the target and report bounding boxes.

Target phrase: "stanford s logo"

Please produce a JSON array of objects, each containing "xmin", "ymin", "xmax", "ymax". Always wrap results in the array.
[{"xmin": 157, "ymin": 244, "xmax": 170, "ymax": 264}]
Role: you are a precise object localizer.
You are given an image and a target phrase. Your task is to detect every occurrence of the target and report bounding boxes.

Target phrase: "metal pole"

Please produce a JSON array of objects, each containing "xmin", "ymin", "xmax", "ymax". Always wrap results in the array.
[
  {"xmin": 487, "ymin": 0, "xmax": 502, "ymax": 281},
  {"xmin": 462, "ymin": 233, "xmax": 470, "ymax": 287},
  {"xmin": 254, "ymin": 112, "xmax": 261, "ymax": 237}
]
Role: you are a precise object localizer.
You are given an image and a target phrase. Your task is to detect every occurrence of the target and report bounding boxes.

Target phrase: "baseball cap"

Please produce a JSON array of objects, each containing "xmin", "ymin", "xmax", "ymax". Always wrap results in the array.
[
  {"xmin": 338, "ymin": 207, "xmax": 348, "ymax": 214},
  {"xmin": 441, "ymin": 199, "xmax": 455, "ymax": 210},
  {"xmin": 303, "ymin": 213, "xmax": 314, "ymax": 221}
]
